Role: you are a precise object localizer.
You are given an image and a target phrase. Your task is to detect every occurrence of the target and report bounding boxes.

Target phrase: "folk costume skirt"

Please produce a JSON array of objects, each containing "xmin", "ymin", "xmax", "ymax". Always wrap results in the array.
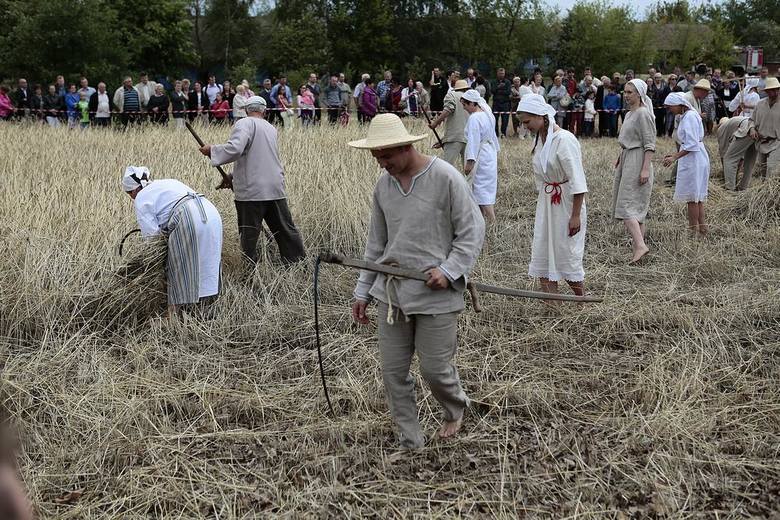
[{"xmin": 165, "ymin": 195, "xmax": 222, "ymax": 305}]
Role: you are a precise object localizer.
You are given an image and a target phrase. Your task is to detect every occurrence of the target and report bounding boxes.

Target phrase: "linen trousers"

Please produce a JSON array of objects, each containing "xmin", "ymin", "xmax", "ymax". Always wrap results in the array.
[
  {"xmin": 756, "ymin": 144, "xmax": 780, "ymax": 180},
  {"xmin": 376, "ymin": 302, "xmax": 468, "ymax": 449},
  {"xmin": 441, "ymin": 141, "xmax": 466, "ymax": 170},
  {"xmin": 234, "ymin": 199, "xmax": 306, "ymax": 264},
  {"xmin": 723, "ymin": 136, "xmax": 758, "ymax": 190}
]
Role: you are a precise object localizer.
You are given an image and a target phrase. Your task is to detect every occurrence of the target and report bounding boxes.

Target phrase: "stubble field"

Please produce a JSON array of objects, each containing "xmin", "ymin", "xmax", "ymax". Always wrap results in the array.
[{"xmin": 1, "ymin": 118, "xmax": 779, "ymax": 518}]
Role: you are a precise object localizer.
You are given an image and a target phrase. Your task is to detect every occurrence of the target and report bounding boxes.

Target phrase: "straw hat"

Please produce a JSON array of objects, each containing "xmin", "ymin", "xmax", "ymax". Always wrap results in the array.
[
  {"xmin": 762, "ymin": 77, "xmax": 780, "ymax": 90},
  {"xmin": 347, "ymin": 114, "xmax": 426, "ymax": 150},
  {"xmin": 452, "ymin": 79, "xmax": 470, "ymax": 91},
  {"xmin": 693, "ymin": 79, "xmax": 711, "ymax": 91}
]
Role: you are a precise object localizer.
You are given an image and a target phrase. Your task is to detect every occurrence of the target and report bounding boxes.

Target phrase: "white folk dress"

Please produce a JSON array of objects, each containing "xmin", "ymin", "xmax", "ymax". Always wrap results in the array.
[
  {"xmin": 464, "ymin": 110, "xmax": 498, "ymax": 205},
  {"xmin": 529, "ymin": 130, "xmax": 588, "ymax": 282},
  {"xmin": 673, "ymin": 110, "xmax": 710, "ymax": 203},
  {"xmin": 134, "ymin": 179, "xmax": 223, "ymax": 304}
]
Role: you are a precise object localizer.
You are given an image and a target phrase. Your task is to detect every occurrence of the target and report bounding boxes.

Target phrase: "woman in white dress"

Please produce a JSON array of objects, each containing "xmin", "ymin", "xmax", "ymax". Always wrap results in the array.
[
  {"xmin": 661, "ymin": 93, "xmax": 710, "ymax": 235},
  {"xmin": 461, "ymin": 89, "xmax": 500, "ymax": 221},
  {"xmin": 122, "ymin": 166, "xmax": 223, "ymax": 315},
  {"xmin": 517, "ymin": 94, "xmax": 588, "ymax": 298}
]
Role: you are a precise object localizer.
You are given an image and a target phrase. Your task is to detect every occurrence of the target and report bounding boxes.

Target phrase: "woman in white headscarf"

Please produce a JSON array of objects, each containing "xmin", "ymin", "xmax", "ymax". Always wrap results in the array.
[
  {"xmin": 613, "ymin": 78, "xmax": 656, "ymax": 264},
  {"xmin": 517, "ymin": 93, "xmax": 588, "ymax": 299},
  {"xmin": 122, "ymin": 166, "xmax": 223, "ymax": 315},
  {"xmin": 461, "ymin": 89, "xmax": 500, "ymax": 221},
  {"xmin": 662, "ymin": 93, "xmax": 710, "ymax": 235}
]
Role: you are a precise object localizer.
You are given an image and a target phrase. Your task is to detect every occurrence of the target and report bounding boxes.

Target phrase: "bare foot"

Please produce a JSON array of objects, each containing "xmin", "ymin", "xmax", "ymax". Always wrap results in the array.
[
  {"xmin": 438, "ymin": 416, "xmax": 464, "ymax": 439},
  {"xmin": 629, "ymin": 246, "xmax": 650, "ymax": 265}
]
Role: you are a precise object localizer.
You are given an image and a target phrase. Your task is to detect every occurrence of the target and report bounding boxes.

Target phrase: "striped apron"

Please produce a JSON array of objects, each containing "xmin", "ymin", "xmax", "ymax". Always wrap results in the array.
[{"xmin": 164, "ymin": 193, "xmax": 209, "ymax": 305}]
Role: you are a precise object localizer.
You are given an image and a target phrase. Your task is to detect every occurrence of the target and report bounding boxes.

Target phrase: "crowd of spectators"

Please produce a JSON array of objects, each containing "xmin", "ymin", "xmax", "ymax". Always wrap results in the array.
[{"xmin": 0, "ymin": 65, "xmax": 775, "ymax": 140}]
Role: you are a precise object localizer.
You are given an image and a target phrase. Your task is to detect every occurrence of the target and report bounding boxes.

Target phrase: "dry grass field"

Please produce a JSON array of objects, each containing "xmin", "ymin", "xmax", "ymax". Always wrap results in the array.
[{"xmin": 1, "ymin": 118, "xmax": 779, "ymax": 518}]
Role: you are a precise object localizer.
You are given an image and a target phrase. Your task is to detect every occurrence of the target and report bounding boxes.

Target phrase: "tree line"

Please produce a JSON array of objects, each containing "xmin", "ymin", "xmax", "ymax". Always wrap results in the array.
[{"xmin": 0, "ymin": 0, "xmax": 777, "ymax": 88}]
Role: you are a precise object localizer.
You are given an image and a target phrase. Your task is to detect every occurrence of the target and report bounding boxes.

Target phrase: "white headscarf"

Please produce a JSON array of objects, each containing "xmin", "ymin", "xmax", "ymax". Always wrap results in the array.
[
  {"xmin": 122, "ymin": 166, "xmax": 151, "ymax": 192},
  {"xmin": 628, "ymin": 78, "xmax": 655, "ymax": 123},
  {"xmin": 664, "ymin": 92, "xmax": 694, "ymax": 110},
  {"xmin": 742, "ymin": 76, "xmax": 759, "ymax": 98},
  {"xmin": 462, "ymin": 89, "xmax": 500, "ymax": 151},
  {"xmin": 517, "ymin": 93, "xmax": 557, "ymax": 173}
]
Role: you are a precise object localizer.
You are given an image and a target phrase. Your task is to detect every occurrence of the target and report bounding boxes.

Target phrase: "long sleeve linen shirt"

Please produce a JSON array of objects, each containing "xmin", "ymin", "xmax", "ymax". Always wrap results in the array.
[
  {"xmin": 750, "ymin": 97, "xmax": 780, "ymax": 154},
  {"xmin": 210, "ymin": 117, "xmax": 287, "ymax": 202},
  {"xmin": 353, "ymin": 157, "xmax": 485, "ymax": 315}
]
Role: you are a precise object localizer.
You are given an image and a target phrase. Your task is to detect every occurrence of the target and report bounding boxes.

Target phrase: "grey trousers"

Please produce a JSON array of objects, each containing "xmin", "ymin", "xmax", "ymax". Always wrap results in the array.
[
  {"xmin": 234, "ymin": 199, "xmax": 305, "ymax": 264},
  {"xmin": 441, "ymin": 141, "xmax": 466, "ymax": 170},
  {"xmin": 376, "ymin": 302, "xmax": 468, "ymax": 449},
  {"xmin": 723, "ymin": 136, "xmax": 757, "ymax": 190},
  {"xmin": 757, "ymin": 145, "xmax": 780, "ymax": 180}
]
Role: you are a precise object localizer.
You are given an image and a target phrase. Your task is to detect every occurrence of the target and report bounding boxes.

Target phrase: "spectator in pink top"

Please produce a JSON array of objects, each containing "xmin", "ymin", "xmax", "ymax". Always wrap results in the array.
[
  {"xmin": 0, "ymin": 86, "xmax": 14, "ymax": 120},
  {"xmin": 210, "ymin": 92, "xmax": 230, "ymax": 124}
]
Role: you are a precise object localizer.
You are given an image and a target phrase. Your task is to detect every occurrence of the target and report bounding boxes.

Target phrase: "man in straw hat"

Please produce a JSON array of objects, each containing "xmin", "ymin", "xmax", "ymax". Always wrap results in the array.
[
  {"xmin": 717, "ymin": 115, "xmax": 755, "ymax": 190},
  {"xmin": 749, "ymin": 76, "xmax": 780, "ymax": 179},
  {"xmin": 349, "ymin": 114, "xmax": 485, "ymax": 449},
  {"xmin": 199, "ymin": 96, "xmax": 306, "ymax": 265},
  {"xmin": 667, "ymin": 78, "xmax": 710, "ymax": 186},
  {"xmin": 122, "ymin": 167, "xmax": 223, "ymax": 316},
  {"xmin": 428, "ymin": 79, "xmax": 471, "ymax": 168}
]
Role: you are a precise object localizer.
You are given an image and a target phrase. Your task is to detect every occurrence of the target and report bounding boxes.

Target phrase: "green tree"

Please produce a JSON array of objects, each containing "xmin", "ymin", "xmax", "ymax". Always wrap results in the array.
[
  {"xmin": 0, "ymin": 0, "xmax": 125, "ymax": 83},
  {"xmin": 552, "ymin": 1, "xmax": 635, "ymax": 73}
]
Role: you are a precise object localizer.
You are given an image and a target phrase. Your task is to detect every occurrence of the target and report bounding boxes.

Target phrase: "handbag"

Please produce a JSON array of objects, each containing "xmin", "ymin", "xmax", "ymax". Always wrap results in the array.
[{"xmin": 560, "ymin": 94, "xmax": 572, "ymax": 108}]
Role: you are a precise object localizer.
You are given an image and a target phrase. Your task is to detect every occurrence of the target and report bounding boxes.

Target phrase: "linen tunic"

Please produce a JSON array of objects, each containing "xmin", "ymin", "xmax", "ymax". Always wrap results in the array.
[
  {"xmin": 353, "ymin": 158, "xmax": 485, "ymax": 315},
  {"xmin": 441, "ymin": 90, "xmax": 467, "ymax": 144},
  {"xmin": 529, "ymin": 130, "xmax": 588, "ymax": 282},
  {"xmin": 751, "ymin": 97, "xmax": 780, "ymax": 155},
  {"xmin": 613, "ymin": 107, "xmax": 656, "ymax": 221},
  {"xmin": 210, "ymin": 117, "xmax": 287, "ymax": 202},
  {"xmin": 464, "ymin": 110, "xmax": 498, "ymax": 205},
  {"xmin": 716, "ymin": 116, "xmax": 752, "ymax": 161},
  {"xmin": 674, "ymin": 110, "xmax": 710, "ymax": 203},
  {"xmin": 134, "ymin": 179, "xmax": 222, "ymax": 301}
]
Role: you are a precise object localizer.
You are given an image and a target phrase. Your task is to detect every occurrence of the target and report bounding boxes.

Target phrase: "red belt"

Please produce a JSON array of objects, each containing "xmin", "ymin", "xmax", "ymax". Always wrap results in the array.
[{"xmin": 544, "ymin": 179, "xmax": 569, "ymax": 205}]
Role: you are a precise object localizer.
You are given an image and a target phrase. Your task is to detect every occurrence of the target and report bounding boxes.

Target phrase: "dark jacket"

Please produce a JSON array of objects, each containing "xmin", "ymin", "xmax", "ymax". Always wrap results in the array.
[
  {"xmin": 187, "ymin": 90, "xmax": 209, "ymax": 121},
  {"xmin": 491, "ymin": 78, "xmax": 512, "ymax": 110},
  {"xmin": 29, "ymin": 94, "xmax": 44, "ymax": 118},
  {"xmin": 170, "ymin": 90, "xmax": 188, "ymax": 118},
  {"xmin": 147, "ymin": 93, "xmax": 170, "ymax": 123},
  {"xmin": 88, "ymin": 91, "xmax": 115, "ymax": 118},
  {"xmin": 43, "ymin": 93, "xmax": 64, "ymax": 117}
]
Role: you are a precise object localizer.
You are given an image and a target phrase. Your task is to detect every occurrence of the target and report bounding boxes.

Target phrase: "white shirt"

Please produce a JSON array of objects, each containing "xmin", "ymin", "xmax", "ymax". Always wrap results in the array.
[
  {"xmin": 205, "ymin": 83, "xmax": 223, "ymax": 105},
  {"xmin": 134, "ymin": 179, "xmax": 195, "ymax": 236},
  {"xmin": 96, "ymin": 92, "xmax": 110, "ymax": 117}
]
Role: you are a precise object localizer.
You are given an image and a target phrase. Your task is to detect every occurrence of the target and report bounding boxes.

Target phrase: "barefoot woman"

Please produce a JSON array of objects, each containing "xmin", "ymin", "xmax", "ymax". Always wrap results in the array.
[
  {"xmin": 517, "ymin": 94, "xmax": 588, "ymax": 298},
  {"xmin": 613, "ymin": 79, "xmax": 656, "ymax": 263}
]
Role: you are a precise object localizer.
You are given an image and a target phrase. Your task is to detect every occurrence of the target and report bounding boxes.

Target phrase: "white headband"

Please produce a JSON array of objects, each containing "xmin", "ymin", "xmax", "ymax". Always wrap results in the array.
[
  {"xmin": 664, "ymin": 92, "xmax": 694, "ymax": 110},
  {"xmin": 122, "ymin": 166, "xmax": 151, "ymax": 192},
  {"xmin": 517, "ymin": 94, "xmax": 557, "ymax": 173},
  {"xmin": 628, "ymin": 79, "xmax": 655, "ymax": 123},
  {"xmin": 462, "ymin": 89, "xmax": 500, "ymax": 153}
]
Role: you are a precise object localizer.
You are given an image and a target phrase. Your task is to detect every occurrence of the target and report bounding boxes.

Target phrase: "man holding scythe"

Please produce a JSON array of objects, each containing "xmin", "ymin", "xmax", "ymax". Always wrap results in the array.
[
  {"xmin": 198, "ymin": 96, "xmax": 306, "ymax": 265},
  {"xmin": 348, "ymin": 114, "xmax": 485, "ymax": 449}
]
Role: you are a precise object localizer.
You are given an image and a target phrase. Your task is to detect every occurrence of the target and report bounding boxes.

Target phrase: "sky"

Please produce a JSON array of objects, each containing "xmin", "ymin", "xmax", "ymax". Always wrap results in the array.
[{"xmin": 545, "ymin": 0, "xmax": 725, "ymax": 18}]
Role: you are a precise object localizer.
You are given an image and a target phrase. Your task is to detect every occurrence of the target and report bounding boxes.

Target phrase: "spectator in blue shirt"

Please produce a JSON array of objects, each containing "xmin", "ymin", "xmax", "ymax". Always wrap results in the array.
[
  {"xmin": 64, "ymin": 84, "xmax": 80, "ymax": 129},
  {"xmin": 603, "ymin": 86, "xmax": 622, "ymax": 137},
  {"xmin": 270, "ymin": 76, "xmax": 292, "ymax": 108}
]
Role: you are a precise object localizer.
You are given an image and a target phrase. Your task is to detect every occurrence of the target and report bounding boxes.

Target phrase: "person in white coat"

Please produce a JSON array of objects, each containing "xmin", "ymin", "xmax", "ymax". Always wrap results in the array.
[
  {"xmin": 662, "ymin": 93, "xmax": 710, "ymax": 235},
  {"xmin": 517, "ymin": 94, "xmax": 588, "ymax": 299},
  {"xmin": 460, "ymin": 88, "xmax": 500, "ymax": 221},
  {"xmin": 122, "ymin": 166, "xmax": 223, "ymax": 316},
  {"xmin": 729, "ymin": 77, "xmax": 760, "ymax": 118}
]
